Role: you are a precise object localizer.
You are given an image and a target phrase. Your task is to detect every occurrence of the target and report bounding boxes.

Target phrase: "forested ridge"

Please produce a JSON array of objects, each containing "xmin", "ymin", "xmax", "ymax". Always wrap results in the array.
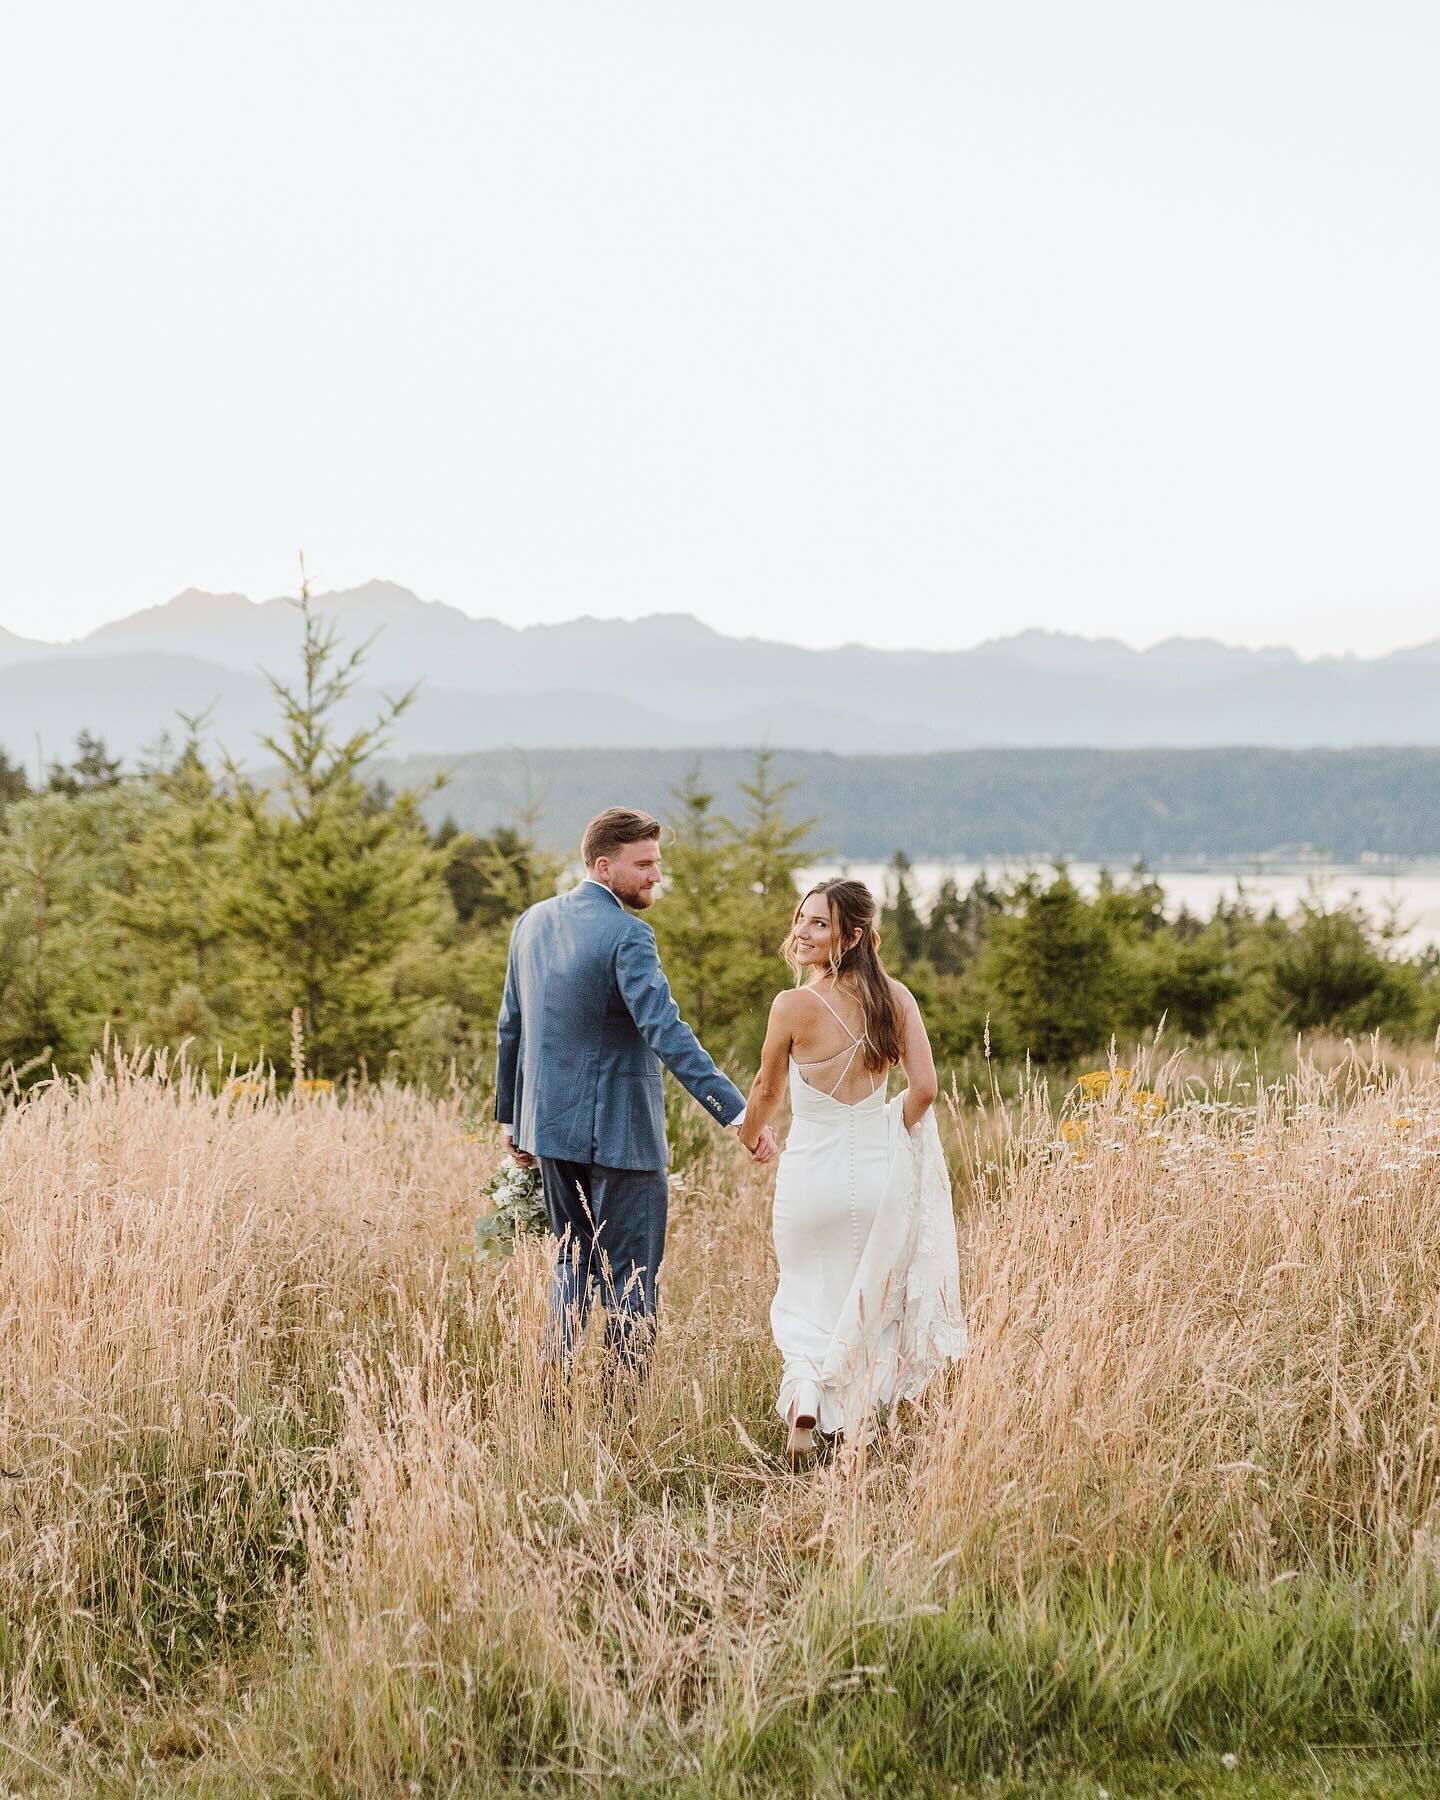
[
  {"xmin": 374, "ymin": 744, "xmax": 1440, "ymax": 861},
  {"xmin": 3, "ymin": 604, "xmax": 1438, "ymax": 1086}
]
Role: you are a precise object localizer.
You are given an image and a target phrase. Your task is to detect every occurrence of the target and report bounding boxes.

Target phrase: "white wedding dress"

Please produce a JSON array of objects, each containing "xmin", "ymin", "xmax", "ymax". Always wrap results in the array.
[{"xmin": 770, "ymin": 989, "xmax": 968, "ymax": 1438}]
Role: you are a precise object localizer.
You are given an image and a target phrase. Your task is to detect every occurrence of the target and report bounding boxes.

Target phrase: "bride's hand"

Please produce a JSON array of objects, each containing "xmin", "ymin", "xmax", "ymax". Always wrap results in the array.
[{"xmin": 743, "ymin": 1124, "xmax": 778, "ymax": 1164}]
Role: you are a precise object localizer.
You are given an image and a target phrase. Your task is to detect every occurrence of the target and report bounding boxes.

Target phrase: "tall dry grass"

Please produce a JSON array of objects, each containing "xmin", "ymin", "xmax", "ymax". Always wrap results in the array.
[{"xmin": 1, "ymin": 1042, "xmax": 1438, "ymax": 1792}]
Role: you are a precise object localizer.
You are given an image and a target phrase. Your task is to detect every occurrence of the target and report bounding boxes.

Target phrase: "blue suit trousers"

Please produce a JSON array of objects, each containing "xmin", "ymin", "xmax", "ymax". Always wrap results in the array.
[{"xmin": 539, "ymin": 1156, "xmax": 669, "ymax": 1367}]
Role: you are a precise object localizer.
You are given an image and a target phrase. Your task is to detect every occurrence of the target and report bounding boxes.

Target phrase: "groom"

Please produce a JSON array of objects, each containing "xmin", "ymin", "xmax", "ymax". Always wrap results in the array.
[{"xmin": 496, "ymin": 806, "xmax": 777, "ymax": 1368}]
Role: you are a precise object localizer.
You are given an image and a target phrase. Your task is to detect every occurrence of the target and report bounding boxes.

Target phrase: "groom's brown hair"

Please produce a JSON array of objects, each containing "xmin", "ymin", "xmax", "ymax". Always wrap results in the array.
[{"xmin": 582, "ymin": 806, "xmax": 662, "ymax": 868}]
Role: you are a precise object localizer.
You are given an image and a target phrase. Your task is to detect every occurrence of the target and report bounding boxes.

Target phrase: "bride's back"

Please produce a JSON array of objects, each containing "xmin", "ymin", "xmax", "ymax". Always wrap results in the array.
[{"xmin": 788, "ymin": 980, "xmax": 893, "ymax": 1107}]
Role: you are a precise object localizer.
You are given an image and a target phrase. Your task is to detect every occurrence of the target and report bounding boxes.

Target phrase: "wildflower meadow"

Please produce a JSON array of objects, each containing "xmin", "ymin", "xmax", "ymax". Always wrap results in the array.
[{"xmin": 2, "ymin": 1036, "xmax": 1439, "ymax": 1795}]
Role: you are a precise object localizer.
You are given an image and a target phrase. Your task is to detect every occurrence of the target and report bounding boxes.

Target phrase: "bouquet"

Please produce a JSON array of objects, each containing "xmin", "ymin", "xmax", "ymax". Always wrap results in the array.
[{"xmin": 474, "ymin": 1154, "xmax": 549, "ymax": 1261}]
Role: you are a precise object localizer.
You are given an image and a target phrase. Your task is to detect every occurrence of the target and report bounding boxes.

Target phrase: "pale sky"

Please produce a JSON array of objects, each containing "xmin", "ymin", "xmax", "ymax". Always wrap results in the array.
[{"xmin": 2, "ymin": 2, "xmax": 1437, "ymax": 657}]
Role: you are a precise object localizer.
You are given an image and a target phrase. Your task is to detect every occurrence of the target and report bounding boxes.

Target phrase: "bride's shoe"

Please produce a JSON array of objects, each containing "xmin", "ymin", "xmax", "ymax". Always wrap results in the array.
[{"xmin": 786, "ymin": 1382, "xmax": 821, "ymax": 1463}]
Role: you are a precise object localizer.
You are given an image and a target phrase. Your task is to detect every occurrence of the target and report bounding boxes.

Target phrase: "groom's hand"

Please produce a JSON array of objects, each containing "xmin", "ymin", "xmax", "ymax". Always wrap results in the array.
[{"xmin": 503, "ymin": 1129, "xmax": 537, "ymax": 1170}]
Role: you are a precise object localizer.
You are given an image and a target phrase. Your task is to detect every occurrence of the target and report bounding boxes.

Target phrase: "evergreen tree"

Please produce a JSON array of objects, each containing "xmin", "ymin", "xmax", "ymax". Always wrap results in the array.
[
  {"xmin": 1095, "ymin": 862, "xmax": 1167, "ymax": 938},
  {"xmin": 981, "ymin": 870, "xmax": 1119, "ymax": 1063},
  {"xmin": 731, "ymin": 751, "xmax": 815, "ymax": 910},
  {"xmin": 649, "ymin": 751, "xmax": 816, "ymax": 1062},
  {"xmin": 0, "ymin": 798, "xmax": 78, "ymax": 1067},
  {"xmin": 400, "ymin": 807, "xmax": 564, "ymax": 1073},
  {"xmin": 221, "ymin": 586, "xmax": 446, "ymax": 1076},
  {"xmin": 1269, "ymin": 901, "xmax": 1406, "ymax": 1033},
  {"xmin": 0, "ymin": 786, "xmax": 150, "ymax": 1071},
  {"xmin": 0, "ymin": 747, "xmax": 29, "ymax": 826},
  {"xmin": 1158, "ymin": 935, "xmax": 1242, "ymax": 1038},
  {"xmin": 883, "ymin": 851, "xmax": 926, "ymax": 971},
  {"xmin": 925, "ymin": 872, "xmax": 1001, "ymax": 975},
  {"xmin": 111, "ymin": 719, "xmax": 244, "ymax": 1064},
  {"xmin": 654, "ymin": 766, "xmax": 743, "ymax": 1043},
  {"xmin": 46, "ymin": 730, "xmax": 123, "ymax": 794},
  {"xmin": 437, "ymin": 817, "xmax": 560, "ymax": 931},
  {"xmin": 724, "ymin": 751, "xmax": 817, "ymax": 1054}
]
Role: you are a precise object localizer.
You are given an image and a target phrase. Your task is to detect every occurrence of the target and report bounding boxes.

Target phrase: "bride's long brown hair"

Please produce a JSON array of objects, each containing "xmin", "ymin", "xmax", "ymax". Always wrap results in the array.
[{"xmin": 782, "ymin": 879, "xmax": 904, "ymax": 1073}]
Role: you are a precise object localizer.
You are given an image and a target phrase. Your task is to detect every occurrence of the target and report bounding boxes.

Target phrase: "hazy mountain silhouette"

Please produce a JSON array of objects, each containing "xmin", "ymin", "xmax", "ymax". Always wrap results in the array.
[
  {"xmin": 0, "ymin": 624, "xmax": 49, "ymax": 664},
  {"xmin": 0, "ymin": 652, "xmax": 933, "ymax": 765},
  {"xmin": 5, "ymin": 580, "xmax": 1440, "ymax": 759}
]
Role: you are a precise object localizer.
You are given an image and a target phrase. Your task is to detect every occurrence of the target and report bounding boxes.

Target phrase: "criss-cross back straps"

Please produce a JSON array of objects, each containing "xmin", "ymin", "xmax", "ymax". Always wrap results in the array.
[{"xmin": 793, "ymin": 985, "xmax": 884, "ymax": 1098}]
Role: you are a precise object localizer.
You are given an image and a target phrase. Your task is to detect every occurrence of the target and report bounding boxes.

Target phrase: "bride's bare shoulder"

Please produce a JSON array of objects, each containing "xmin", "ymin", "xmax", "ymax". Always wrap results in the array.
[{"xmin": 886, "ymin": 975, "xmax": 921, "ymax": 1014}]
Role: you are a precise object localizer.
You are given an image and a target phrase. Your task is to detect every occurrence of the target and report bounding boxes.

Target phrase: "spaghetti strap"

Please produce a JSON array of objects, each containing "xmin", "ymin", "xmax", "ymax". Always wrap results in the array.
[
  {"xmin": 792, "ymin": 983, "xmax": 888, "ymax": 1102},
  {"xmin": 806, "ymin": 985, "xmax": 862, "ymax": 1042}
]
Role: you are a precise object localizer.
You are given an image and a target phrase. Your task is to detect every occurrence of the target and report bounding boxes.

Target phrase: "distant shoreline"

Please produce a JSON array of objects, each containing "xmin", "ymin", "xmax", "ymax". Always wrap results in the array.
[
  {"xmin": 817, "ymin": 853, "xmax": 1440, "ymax": 872},
  {"xmin": 799, "ymin": 857, "xmax": 1440, "ymax": 953}
]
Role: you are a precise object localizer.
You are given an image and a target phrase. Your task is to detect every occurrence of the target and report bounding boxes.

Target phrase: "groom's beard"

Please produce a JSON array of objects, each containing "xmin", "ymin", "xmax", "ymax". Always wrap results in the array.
[{"xmin": 612, "ymin": 877, "xmax": 660, "ymax": 909}]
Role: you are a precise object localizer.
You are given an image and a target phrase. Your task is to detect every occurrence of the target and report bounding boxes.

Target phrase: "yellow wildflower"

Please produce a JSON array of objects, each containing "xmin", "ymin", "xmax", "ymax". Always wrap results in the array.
[
  {"xmin": 1059, "ymin": 1118, "xmax": 1088, "ymax": 1145},
  {"xmin": 1078, "ymin": 1069, "xmax": 1132, "ymax": 1099},
  {"xmin": 1391, "ymin": 1117, "xmax": 1414, "ymax": 1133},
  {"xmin": 295, "ymin": 1077, "xmax": 335, "ymax": 1097}
]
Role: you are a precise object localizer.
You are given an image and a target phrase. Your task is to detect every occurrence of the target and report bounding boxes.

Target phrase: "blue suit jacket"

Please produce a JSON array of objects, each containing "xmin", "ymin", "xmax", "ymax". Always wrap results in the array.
[{"xmin": 495, "ymin": 881, "xmax": 747, "ymax": 1170}]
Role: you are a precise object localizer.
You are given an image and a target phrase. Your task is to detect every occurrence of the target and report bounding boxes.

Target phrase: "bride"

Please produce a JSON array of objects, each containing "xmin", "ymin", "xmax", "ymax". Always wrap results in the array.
[{"xmin": 738, "ymin": 879, "xmax": 967, "ymax": 1457}]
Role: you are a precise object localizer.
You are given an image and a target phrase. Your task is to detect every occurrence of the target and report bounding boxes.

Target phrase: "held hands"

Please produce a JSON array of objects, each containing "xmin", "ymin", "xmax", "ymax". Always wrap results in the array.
[{"xmin": 744, "ymin": 1124, "xmax": 778, "ymax": 1166}]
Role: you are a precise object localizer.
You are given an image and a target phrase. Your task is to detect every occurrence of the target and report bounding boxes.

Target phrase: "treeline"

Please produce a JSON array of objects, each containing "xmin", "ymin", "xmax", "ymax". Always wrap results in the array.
[
  {"xmin": 0, "ymin": 602, "xmax": 806, "ymax": 1085},
  {"xmin": 875, "ymin": 855, "xmax": 1439, "ymax": 1067},
  {"xmin": 2, "ymin": 606, "xmax": 1437, "ymax": 1088},
  {"xmin": 372, "ymin": 745, "xmax": 1440, "ymax": 861}
]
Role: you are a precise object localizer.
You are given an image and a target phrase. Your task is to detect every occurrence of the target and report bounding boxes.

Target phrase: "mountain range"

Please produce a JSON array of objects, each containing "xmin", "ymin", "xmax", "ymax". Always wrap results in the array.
[{"xmin": 3, "ymin": 580, "xmax": 1440, "ymax": 765}]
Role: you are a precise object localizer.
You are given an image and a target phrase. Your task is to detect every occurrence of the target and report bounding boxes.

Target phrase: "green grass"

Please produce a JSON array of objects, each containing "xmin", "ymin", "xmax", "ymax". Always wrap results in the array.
[
  {"xmin": 68, "ymin": 1752, "xmax": 1440, "ymax": 1799},
  {"xmin": 719, "ymin": 1570, "xmax": 1439, "ymax": 1794},
  {"xmin": 13, "ymin": 1563, "xmax": 1435, "ymax": 1798}
]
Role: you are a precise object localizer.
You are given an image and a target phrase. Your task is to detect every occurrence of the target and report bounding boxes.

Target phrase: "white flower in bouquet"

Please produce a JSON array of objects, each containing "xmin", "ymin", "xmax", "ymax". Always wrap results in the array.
[{"xmin": 474, "ymin": 1153, "xmax": 548, "ymax": 1261}]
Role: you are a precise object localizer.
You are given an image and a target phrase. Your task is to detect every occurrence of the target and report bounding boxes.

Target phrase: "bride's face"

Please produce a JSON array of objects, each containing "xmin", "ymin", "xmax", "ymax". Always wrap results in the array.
[{"xmin": 790, "ymin": 894, "xmax": 839, "ymax": 969}]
